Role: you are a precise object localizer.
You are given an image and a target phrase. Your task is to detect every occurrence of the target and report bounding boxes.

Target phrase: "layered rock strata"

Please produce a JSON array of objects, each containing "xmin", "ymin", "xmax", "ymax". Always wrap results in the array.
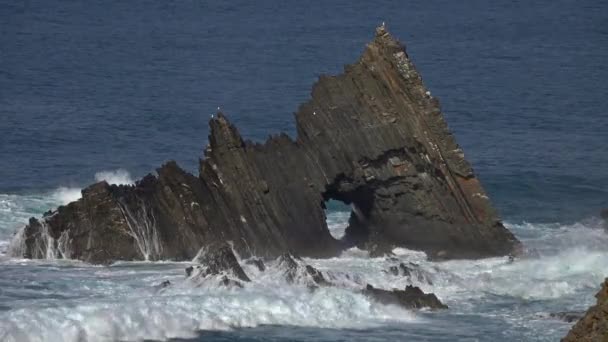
[{"xmin": 13, "ymin": 26, "xmax": 519, "ymax": 264}]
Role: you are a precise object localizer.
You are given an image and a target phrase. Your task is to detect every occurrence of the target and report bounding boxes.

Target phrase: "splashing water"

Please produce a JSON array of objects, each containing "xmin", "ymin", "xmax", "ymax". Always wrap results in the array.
[
  {"xmin": 117, "ymin": 199, "xmax": 163, "ymax": 261},
  {"xmin": 94, "ymin": 169, "xmax": 134, "ymax": 186},
  {"xmin": 0, "ymin": 177, "xmax": 607, "ymax": 341},
  {"xmin": 7, "ymin": 219, "xmax": 73, "ymax": 260}
]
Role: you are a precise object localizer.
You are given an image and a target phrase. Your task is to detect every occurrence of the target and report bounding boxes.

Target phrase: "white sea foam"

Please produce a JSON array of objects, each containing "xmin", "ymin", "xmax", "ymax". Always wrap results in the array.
[
  {"xmin": 0, "ymin": 169, "xmax": 135, "ymax": 257},
  {"xmin": 1, "ymin": 188, "xmax": 607, "ymax": 341},
  {"xmin": 94, "ymin": 169, "xmax": 134, "ymax": 185},
  {"xmin": 326, "ymin": 210, "xmax": 350, "ymax": 239},
  {"xmin": 0, "ymin": 261, "xmax": 418, "ymax": 342}
]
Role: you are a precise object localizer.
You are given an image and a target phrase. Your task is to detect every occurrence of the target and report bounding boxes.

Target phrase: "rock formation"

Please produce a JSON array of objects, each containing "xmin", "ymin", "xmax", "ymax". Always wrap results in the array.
[
  {"xmin": 277, "ymin": 253, "xmax": 331, "ymax": 287},
  {"xmin": 12, "ymin": 26, "xmax": 519, "ymax": 264},
  {"xmin": 362, "ymin": 284, "xmax": 447, "ymax": 310},
  {"xmin": 186, "ymin": 244, "xmax": 250, "ymax": 287},
  {"xmin": 562, "ymin": 278, "xmax": 608, "ymax": 341}
]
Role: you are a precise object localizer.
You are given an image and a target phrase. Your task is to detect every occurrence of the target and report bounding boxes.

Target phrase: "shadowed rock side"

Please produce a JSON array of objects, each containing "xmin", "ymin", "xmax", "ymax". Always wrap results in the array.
[
  {"xmin": 562, "ymin": 279, "xmax": 608, "ymax": 342},
  {"xmin": 14, "ymin": 26, "xmax": 519, "ymax": 264}
]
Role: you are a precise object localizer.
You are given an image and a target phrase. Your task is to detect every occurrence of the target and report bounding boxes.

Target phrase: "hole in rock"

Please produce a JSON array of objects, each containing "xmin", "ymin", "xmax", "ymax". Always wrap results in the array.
[
  {"xmin": 322, "ymin": 183, "xmax": 375, "ymax": 246},
  {"xmin": 323, "ymin": 200, "xmax": 350, "ymax": 240}
]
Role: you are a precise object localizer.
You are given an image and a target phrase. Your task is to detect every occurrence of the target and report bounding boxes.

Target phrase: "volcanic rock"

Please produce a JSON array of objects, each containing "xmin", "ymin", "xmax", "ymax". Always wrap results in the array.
[
  {"xmin": 562, "ymin": 278, "xmax": 608, "ymax": 341},
  {"xmin": 13, "ymin": 26, "xmax": 519, "ymax": 264},
  {"xmin": 362, "ymin": 284, "xmax": 447, "ymax": 310}
]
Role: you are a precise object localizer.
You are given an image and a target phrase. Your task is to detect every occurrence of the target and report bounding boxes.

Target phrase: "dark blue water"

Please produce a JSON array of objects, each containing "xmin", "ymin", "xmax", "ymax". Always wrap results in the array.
[
  {"xmin": 2, "ymin": 0, "xmax": 606, "ymax": 222},
  {"xmin": 1, "ymin": 1, "xmax": 607, "ymax": 341}
]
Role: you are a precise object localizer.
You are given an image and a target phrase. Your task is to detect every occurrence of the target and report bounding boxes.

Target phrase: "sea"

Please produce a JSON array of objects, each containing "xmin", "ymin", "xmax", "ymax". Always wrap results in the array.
[{"xmin": 1, "ymin": 0, "xmax": 607, "ymax": 341}]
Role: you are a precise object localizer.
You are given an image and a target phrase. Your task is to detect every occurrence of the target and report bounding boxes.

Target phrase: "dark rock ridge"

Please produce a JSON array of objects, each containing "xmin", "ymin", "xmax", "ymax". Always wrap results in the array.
[
  {"xmin": 14, "ymin": 26, "xmax": 519, "ymax": 264},
  {"xmin": 362, "ymin": 284, "xmax": 447, "ymax": 310},
  {"xmin": 191, "ymin": 244, "xmax": 250, "ymax": 282},
  {"xmin": 277, "ymin": 253, "xmax": 331, "ymax": 287},
  {"xmin": 186, "ymin": 244, "xmax": 250, "ymax": 287},
  {"xmin": 562, "ymin": 278, "xmax": 608, "ymax": 341}
]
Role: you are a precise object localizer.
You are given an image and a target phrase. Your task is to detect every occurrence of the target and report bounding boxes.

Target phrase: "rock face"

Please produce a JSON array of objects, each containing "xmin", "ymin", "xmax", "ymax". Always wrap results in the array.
[
  {"xmin": 12, "ymin": 26, "xmax": 519, "ymax": 264},
  {"xmin": 562, "ymin": 279, "xmax": 608, "ymax": 342},
  {"xmin": 362, "ymin": 284, "xmax": 447, "ymax": 310}
]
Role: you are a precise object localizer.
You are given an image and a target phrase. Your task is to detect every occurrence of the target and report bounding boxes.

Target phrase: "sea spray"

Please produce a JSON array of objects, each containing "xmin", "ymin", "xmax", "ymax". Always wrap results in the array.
[
  {"xmin": 117, "ymin": 199, "xmax": 162, "ymax": 261},
  {"xmin": 51, "ymin": 187, "xmax": 82, "ymax": 205},
  {"xmin": 6, "ymin": 225, "xmax": 26, "ymax": 258},
  {"xmin": 94, "ymin": 169, "xmax": 134, "ymax": 185},
  {"xmin": 0, "ymin": 219, "xmax": 606, "ymax": 341},
  {"xmin": 7, "ymin": 219, "xmax": 73, "ymax": 259}
]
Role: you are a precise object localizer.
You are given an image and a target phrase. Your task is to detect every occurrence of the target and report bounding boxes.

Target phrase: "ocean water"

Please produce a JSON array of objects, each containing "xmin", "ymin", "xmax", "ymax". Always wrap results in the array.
[{"xmin": 1, "ymin": 0, "xmax": 607, "ymax": 341}]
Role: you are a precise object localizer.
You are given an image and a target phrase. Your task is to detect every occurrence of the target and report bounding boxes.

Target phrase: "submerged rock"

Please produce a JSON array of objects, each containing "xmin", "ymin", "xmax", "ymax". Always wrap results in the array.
[
  {"xmin": 386, "ymin": 262, "xmax": 433, "ymax": 285},
  {"xmin": 547, "ymin": 311, "xmax": 584, "ymax": 323},
  {"xmin": 219, "ymin": 276, "xmax": 244, "ymax": 288},
  {"xmin": 362, "ymin": 284, "xmax": 447, "ymax": 310},
  {"xmin": 153, "ymin": 280, "xmax": 172, "ymax": 292},
  {"xmin": 13, "ymin": 26, "xmax": 519, "ymax": 264},
  {"xmin": 562, "ymin": 278, "xmax": 608, "ymax": 341}
]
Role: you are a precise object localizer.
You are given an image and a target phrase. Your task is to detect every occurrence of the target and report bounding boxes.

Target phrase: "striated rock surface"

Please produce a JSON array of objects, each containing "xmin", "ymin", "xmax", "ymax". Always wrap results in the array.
[
  {"xmin": 562, "ymin": 278, "xmax": 608, "ymax": 342},
  {"xmin": 12, "ymin": 26, "xmax": 519, "ymax": 264}
]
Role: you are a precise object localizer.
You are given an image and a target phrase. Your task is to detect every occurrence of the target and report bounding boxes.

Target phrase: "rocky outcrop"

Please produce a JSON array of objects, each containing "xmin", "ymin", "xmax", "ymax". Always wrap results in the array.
[
  {"xmin": 186, "ymin": 244, "xmax": 250, "ymax": 287},
  {"xmin": 362, "ymin": 284, "xmax": 447, "ymax": 310},
  {"xmin": 562, "ymin": 278, "xmax": 608, "ymax": 342},
  {"xmin": 191, "ymin": 244, "xmax": 250, "ymax": 282},
  {"xmin": 277, "ymin": 253, "xmax": 331, "ymax": 287},
  {"xmin": 12, "ymin": 26, "xmax": 519, "ymax": 264}
]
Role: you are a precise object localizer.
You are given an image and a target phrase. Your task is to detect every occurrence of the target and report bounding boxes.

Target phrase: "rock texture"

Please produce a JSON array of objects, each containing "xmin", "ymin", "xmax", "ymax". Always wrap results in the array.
[
  {"xmin": 362, "ymin": 284, "xmax": 447, "ymax": 310},
  {"xmin": 277, "ymin": 253, "xmax": 331, "ymax": 287},
  {"xmin": 186, "ymin": 244, "xmax": 250, "ymax": 287},
  {"xmin": 191, "ymin": 244, "xmax": 250, "ymax": 282},
  {"xmin": 562, "ymin": 279, "xmax": 608, "ymax": 342},
  {"xmin": 12, "ymin": 26, "xmax": 519, "ymax": 264}
]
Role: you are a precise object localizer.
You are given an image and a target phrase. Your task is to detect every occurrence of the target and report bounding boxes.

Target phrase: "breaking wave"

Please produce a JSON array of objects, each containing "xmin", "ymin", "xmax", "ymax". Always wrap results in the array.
[
  {"xmin": 0, "ymin": 175, "xmax": 607, "ymax": 341},
  {"xmin": 0, "ymin": 169, "xmax": 134, "ymax": 256}
]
